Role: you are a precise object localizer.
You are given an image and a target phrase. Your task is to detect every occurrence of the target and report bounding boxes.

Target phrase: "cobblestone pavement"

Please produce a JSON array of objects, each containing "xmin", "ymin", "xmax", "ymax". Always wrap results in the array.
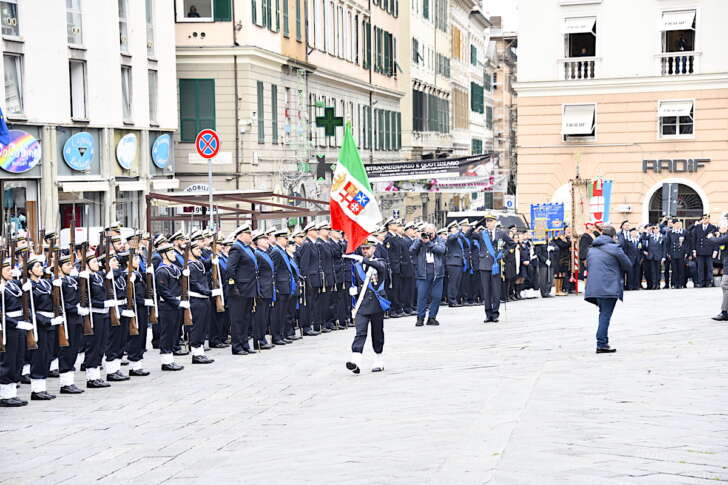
[{"xmin": 1, "ymin": 288, "xmax": 727, "ymax": 485}]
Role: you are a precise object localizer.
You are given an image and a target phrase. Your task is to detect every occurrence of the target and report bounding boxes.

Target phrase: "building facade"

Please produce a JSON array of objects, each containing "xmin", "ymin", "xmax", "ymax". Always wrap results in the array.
[
  {"xmin": 0, "ymin": 0, "xmax": 178, "ymax": 237},
  {"xmin": 515, "ymin": 0, "xmax": 728, "ymax": 226},
  {"xmin": 174, "ymin": 0, "xmax": 405, "ymax": 231}
]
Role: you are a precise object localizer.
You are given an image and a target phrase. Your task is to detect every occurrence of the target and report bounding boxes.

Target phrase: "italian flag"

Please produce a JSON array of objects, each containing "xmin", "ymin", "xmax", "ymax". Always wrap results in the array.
[{"xmin": 330, "ymin": 123, "xmax": 382, "ymax": 253}]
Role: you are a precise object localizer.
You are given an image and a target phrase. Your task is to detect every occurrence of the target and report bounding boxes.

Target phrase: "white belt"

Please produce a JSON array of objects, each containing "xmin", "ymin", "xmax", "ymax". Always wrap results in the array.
[
  {"xmin": 189, "ymin": 292, "xmax": 209, "ymax": 299},
  {"xmin": 37, "ymin": 311, "xmax": 54, "ymax": 318},
  {"xmin": 91, "ymin": 308, "xmax": 109, "ymax": 314},
  {"xmin": 160, "ymin": 297, "xmax": 180, "ymax": 303},
  {"xmin": 6, "ymin": 310, "xmax": 22, "ymax": 318}
]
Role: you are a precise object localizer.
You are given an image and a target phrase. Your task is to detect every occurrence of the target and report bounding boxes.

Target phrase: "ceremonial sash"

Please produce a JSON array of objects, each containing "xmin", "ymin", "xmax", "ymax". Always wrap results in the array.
[
  {"xmin": 483, "ymin": 232, "xmax": 502, "ymax": 275},
  {"xmin": 256, "ymin": 250, "xmax": 277, "ymax": 302},
  {"xmin": 354, "ymin": 262, "xmax": 390, "ymax": 312}
]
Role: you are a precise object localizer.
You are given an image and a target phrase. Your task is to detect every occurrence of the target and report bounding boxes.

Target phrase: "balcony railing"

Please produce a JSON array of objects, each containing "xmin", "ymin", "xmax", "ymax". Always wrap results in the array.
[
  {"xmin": 560, "ymin": 57, "xmax": 597, "ymax": 80},
  {"xmin": 658, "ymin": 51, "xmax": 697, "ymax": 76}
]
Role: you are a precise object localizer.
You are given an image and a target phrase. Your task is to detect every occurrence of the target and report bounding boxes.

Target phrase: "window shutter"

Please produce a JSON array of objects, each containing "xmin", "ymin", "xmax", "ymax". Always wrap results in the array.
[
  {"xmin": 271, "ymin": 84, "xmax": 278, "ymax": 143},
  {"xmin": 423, "ymin": 0, "xmax": 429, "ymax": 19},
  {"xmin": 471, "ymin": 45, "xmax": 477, "ymax": 65},
  {"xmin": 214, "ymin": 0, "xmax": 232, "ymax": 21},
  {"xmin": 257, "ymin": 81, "xmax": 265, "ymax": 143}
]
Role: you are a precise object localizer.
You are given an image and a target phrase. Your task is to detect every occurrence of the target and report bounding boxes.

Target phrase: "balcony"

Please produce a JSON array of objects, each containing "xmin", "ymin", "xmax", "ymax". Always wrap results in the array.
[
  {"xmin": 658, "ymin": 51, "xmax": 698, "ymax": 76},
  {"xmin": 560, "ymin": 57, "xmax": 597, "ymax": 80}
]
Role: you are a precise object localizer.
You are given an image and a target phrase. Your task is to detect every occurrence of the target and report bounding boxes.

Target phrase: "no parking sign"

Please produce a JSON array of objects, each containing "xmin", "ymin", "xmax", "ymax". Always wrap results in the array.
[{"xmin": 195, "ymin": 129, "xmax": 220, "ymax": 159}]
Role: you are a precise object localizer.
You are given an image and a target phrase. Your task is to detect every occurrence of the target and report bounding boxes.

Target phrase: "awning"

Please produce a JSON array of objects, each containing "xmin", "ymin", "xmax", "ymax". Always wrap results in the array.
[
  {"xmin": 658, "ymin": 100, "xmax": 693, "ymax": 117},
  {"xmin": 60, "ymin": 181, "xmax": 109, "ymax": 193},
  {"xmin": 562, "ymin": 104, "xmax": 595, "ymax": 135},
  {"xmin": 117, "ymin": 180, "xmax": 147, "ymax": 192},
  {"xmin": 562, "ymin": 16, "xmax": 596, "ymax": 34},
  {"xmin": 660, "ymin": 10, "xmax": 695, "ymax": 31},
  {"xmin": 151, "ymin": 178, "xmax": 180, "ymax": 190}
]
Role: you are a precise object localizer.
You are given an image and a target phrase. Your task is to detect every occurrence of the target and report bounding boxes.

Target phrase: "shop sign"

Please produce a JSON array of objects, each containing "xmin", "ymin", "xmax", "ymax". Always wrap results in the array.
[
  {"xmin": 642, "ymin": 158, "xmax": 709, "ymax": 173},
  {"xmin": 151, "ymin": 134, "xmax": 172, "ymax": 169},
  {"xmin": 116, "ymin": 133, "xmax": 138, "ymax": 170},
  {"xmin": 0, "ymin": 130, "xmax": 41, "ymax": 174},
  {"xmin": 62, "ymin": 132, "xmax": 94, "ymax": 171}
]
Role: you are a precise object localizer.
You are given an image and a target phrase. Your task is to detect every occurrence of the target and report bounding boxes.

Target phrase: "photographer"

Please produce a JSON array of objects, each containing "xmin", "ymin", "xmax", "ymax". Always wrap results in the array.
[{"xmin": 409, "ymin": 224, "xmax": 446, "ymax": 327}]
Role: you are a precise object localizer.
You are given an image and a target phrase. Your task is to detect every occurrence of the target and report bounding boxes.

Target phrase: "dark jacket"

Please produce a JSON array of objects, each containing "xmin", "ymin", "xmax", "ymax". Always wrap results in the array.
[
  {"xmin": 227, "ymin": 241, "xmax": 260, "ymax": 298},
  {"xmin": 316, "ymin": 238, "xmax": 335, "ymax": 288},
  {"xmin": 255, "ymin": 249, "xmax": 275, "ymax": 300},
  {"xmin": 270, "ymin": 245, "xmax": 293, "ymax": 295},
  {"xmin": 692, "ymin": 223, "xmax": 717, "ymax": 256},
  {"xmin": 468, "ymin": 227, "xmax": 514, "ymax": 271},
  {"xmin": 383, "ymin": 232, "xmax": 401, "ymax": 274},
  {"xmin": 710, "ymin": 233, "xmax": 728, "ymax": 266},
  {"xmin": 445, "ymin": 232, "xmax": 465, "ymax": 267},
  {"xmin": 584, "ymin": 235, "xmax": 632, "ymax": 304},
  {"xmin": 297, "ymin": 238, "xmax": 322, "ymax": 288},
  {"xmin": 352, "ymin": 258, "xmax": 388, "ymax": 315},
  {"xmin": 666, "ymin": 230, "xmax": 689, "ymax": 259},
  {"xmin": 409, "ymin": 237, "xmax": 446, "ymax": 279}
]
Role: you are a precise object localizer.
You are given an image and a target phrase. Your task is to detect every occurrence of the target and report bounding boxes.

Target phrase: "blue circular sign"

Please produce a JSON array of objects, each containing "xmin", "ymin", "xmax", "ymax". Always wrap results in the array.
[
  {"xmin": 62, "ymin": 132, "xmax": 94, "ymax": 172},
  {"xmin": 116, "ymin": 133, "xmax": 137, "ymax": 170},
  {"xmin": 152, "ymin": 134, "xmax": 172, "ymax": 169}
]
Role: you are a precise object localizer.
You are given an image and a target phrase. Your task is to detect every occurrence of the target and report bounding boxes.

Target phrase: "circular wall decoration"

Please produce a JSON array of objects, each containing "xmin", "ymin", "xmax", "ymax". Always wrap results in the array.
[
  {"xmin": 116, "ymin": 133, "xmax": 138, "ymax": 170},
  {"xmin": 0, "ymin": 130, "xmax": 42, "ymax": 174},
  {"xmin": 151, "ymin": 134, "xmax": 171, "ymax": 169},
  {"xmin": 62, "ymin": 132, "xmax": 94, "ymax": 171}
]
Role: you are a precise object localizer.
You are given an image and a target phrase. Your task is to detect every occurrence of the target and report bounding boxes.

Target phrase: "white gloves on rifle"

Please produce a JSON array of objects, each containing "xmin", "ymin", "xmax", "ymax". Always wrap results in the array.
[
  {"xmin": 79, "ymin": 270, "xmax": 90, "ymax": 279},
  {"xmin": 146, "ymin": 265, "xmax": 154, "ymax": 274},
  {"xmin": 121, "ymin": 309, "xmax": 135, "ymax": 318},
  {"xmin": 349, "ymin": 287, "xmax": 358, "ymax": 296},
  {"xmin": 52, "ymin": 278, "xmax": 63, "ymax": 288},
  {"xmin": 22, "ymin": 281, "xmax": 32, "ymax": 292},
  {"xmin": 211, "ymin": 288, "xmax": 223, "ymax": 297},
  {"xmin": 51, "ymin": 316, "xmax": 65, "ymax": 326},
  {"xmin": 130, "ymin": 273, "xmax": 136, "ymax": 283},
  {"xmin": 106, "ymin": 270, "xmax": 114, "ymax": 280},
  {"xmin": 104, "ymin": 299, "xmax": 116, "ymax": 308},
  {"xmin": 343, "ymin": 254, "xmax": 363, "ymax": 263},
  {"xmin": 77, "ymin": 306, "xmax": 90, "ymax": 316},
  {"xmin": 179, "ymin": 300, "xmax": 190, "ymax": 309},
  {"xmin": 182, "ymin": 269, "xmax": 190, "ymax": 277},
  {"xmin": 546, "ymin": 260, "xmax": 551, "ymax": 266},
  {"xmin": 144, "ymin": 298, "xmax": 155, "ymax": 307},
  {"xmin": 17, "ymin": 321, "xmax": 33, "ymax": 331},
  {"xmin": 212, "ymin": 257, "xmax": 219, "ymax": 265},
  {"xmin": 11, "ymin": 268, "xmax": 20, "ymax": 278}
]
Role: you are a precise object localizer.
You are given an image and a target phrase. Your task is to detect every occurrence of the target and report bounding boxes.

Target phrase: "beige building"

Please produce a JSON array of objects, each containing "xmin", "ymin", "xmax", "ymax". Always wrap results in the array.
[{"xmin": 515, "ymin": 0, "xmax": 728, "ymax": 227}]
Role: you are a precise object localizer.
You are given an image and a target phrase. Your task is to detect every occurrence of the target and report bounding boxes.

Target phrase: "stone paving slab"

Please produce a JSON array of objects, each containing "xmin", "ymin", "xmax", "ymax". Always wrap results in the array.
[{"xmin": 1, "ymin": 287, "xmax": 727, "ymax": 484}]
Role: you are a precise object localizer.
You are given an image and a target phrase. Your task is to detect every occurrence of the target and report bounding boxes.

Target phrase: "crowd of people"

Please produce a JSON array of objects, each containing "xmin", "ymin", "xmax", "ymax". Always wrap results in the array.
[{"xmin": 2, "ymin": 212, "xmax": 726, "ymax": 406}]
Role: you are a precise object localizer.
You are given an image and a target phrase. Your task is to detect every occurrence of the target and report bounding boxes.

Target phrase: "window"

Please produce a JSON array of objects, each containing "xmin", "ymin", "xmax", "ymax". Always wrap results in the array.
[
  {"xmin": 362, "ymin": 19, "xmax": 371, "ymax": 69},
  {"xmin": 471, "ymin": 138, "xmax": 483, "ymax": 155},
  {"xmin": 3, "ymin": 54, "xmax": 23, "ymax": 115},
  {"xmin": 561, "ymin": 103, "xmax": 596, "ymax": 141},
  {"xmin": 422, "ymin": 0, "xmax": 428, "ymax": 19},
  {"xmin": 274, "ymin": 0, "xmax": 280, "ymax": 32},
  {"xmin": 412, "ymin": 38, "xmax": 419, "ymax": 64},
  {"xmin": 177, "ymin": 0, "xmax": 231, "ymax": 21},
  {"xmin": 257, "ymin": 81, "xmax": 265, "ymax": 143},
  {"xmin": 69, "ymin": 60, "xmax": 87, "ymax": 120},
  {"xmin": 295, "ymin": 0, "xmax": 301, "ymax": 40},
  {"xmin": 326, "ymin": 1, "xmax": 334, "ymax": 53},
  {"xmin": 485, "ymin": 106, "xmax": 493, "ymax": 130},
  {"xmin": 451, "ymin": 27, "xmax": 461, "ymax": 61},
  {"xmin": 148, "ymin": 69, "xmax": 158, "ymax": 124},
  {"xmin": 354, "ymin": 14, "xmax": 359, "ymax": 63},
  {"xmin": 271, "ymin": 84, "xmax": 278, "ymax": 144},
  {"xmin": 413, "ymin": 89, "xmax": 450, "ymax": 134},
  {"xmin": 484, "ymin": 73, "xmax": 492, "ymax": 91},
  {"xmin": 67, "ymin": 0, "xmax": 83, "ymax": 45},
  {"xmin": 470, "ymin": 44, "xmax": 477, "ymax": 66},
  {"xmin": 659, "ymin": 100, "xmax": 693, "ymax": 137},
  {"xmin": 0, "ymin": 0, "xmax": 19, "ymax": 37},
  {"xmin": 563, "ymin": 17, "xmax": 596, "ymax": 57},
  {"xmin": 452, "ymin": 87, "xmax": 468, "ymax": 129},
  {"xmin": 214, "ymin": 0, "xmax": 232, "ymax": 21},
  {"xmin": 660, "ymin": 10, "xmax": 695, "ymax": 52},
  {"xmin": 315, "ymin": 0, "xmax": 324, "ymax": 48},
  {"xmin": 434, "ymin": 0, "xmax": 447, "ymax": 31},
  {"xmin": 470, "ymin": 82, "xmax": 484, "ymax": 113},
  {"xmin": 118, "ymin": 0, "xmax": 129, "ymax": 52},
  {"xmin": 262, "ymin": 0, "xmax": 272, "ymax": 29},
  {"xmin": 179, "ymin": 79, "xmax": 215, "ymax": 142},
  {"xmin": 436, "ymin": 53, "xmax": 450, "ymax": 77},
  {"xmin": 395, "ymin": 112, "xmax": 401, "ymax": 149},
  {"xmin": 282, "ymin": 0, "xmax": 289, "ymax": 35},
  {"xmin": 121, "ymin": 66, "xmax": 133, "ymax": 121},
  {"xmin": 384, "ymin": 111, "xmax": 390, "ymax": 150},
  {"xmin": 146, "ymin": 0, "xmax": 155, "ymax": 57}
]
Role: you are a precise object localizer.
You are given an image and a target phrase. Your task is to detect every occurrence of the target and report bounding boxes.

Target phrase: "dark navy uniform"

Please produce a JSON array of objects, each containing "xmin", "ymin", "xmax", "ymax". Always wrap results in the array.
[
  {"xmin": 384, "ymin": 231, "xmax": 403, "ymax": 315},
  {"xmin": 155, "ymin": 262, "xmax": 183, "ymax": 359},
  {"xmin": 298, "ymin": 237, "xmax": 323, "ymax": 333},
  {"xmin": 401, "ymin": 235, "xmax": 416, "ymax": 313},
  {"xmin": 58, "ymin": 272, "xmax": 83, "ymax": 380},
  {"xmin": 127, "ymin": 266, "xmax": 149, "ymax": 367},
  {"xmin": 188, "ymin": 258, "xmax": 212, "ymax": 352},
  {"xmin": 84, "ymin": 269, "xmax": 111, "ymax": 383},
  {"xmin": 227, "ymin": 241, "xmax": 259, "ymax": 353},
  {"xmin": 253, "ymin": 248, "xmax": 275, "ymax": 348},
  {"xmin": 642, "ymin": 232, "xmax": 666, "ymax": 290},
  {"xmin": 351, "ymin": 257, "xmax": 389, "ymax": 355},
  {"xmin": 667, "ymin": 230, "xmax": 689, "ymax": 288},
  {"xmin": 0, "ymin": 278, "xmax": 26, "ymax": 402},
  {"xmin": 469, "ymin": 226, "xmax": 514, "ymax": 322},
  {"xmin": 270, "ymin": 244, "xmax": 293, "ymax": 343},
  {"xmin": 209, "ymin": 251, "xmax": 230, "ymax": 347},
  {"xmin": 317, "ymin": 237, "xmax": 335, "ymax": 330},
  {"xmin": 692, "ymin": 223, "xmax": 717, "ymax": 287},
  {"xmin": 445, "ymin": 231, "xmax": 465, "ymax": 306},
  {"xmin": 105, "ymin": 267, "xmax": 130, "ymax": 375}
]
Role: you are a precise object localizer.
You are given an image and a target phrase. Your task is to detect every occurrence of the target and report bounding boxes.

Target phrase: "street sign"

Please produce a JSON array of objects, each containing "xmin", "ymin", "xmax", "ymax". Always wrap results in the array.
[
  {"xmin": 315, "ymin": 107, "xmax": 344, "ymax": 137},
  {"xmin": 195, "ymin": 129, "xmax": 220, "ymax": 159}
]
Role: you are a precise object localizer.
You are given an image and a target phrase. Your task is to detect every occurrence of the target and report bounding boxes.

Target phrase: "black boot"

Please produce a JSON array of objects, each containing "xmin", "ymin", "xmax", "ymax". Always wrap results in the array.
[
  {"xmin": 415, "ymin": 318, "xmax": 424, "ymax": 327},
  {"xmin": 712, "ymin": 312, "xmax": 728, "ymax": 321},
  {"xmin": 426, "ymin": 317, "xmax": 440, "ymax": 326}
]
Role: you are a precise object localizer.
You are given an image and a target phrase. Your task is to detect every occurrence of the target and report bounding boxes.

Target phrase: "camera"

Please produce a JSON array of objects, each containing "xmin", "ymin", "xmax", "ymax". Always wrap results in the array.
[{"xmin": 421, "ymin": 232, "xmax": 431, "ymax": 240}]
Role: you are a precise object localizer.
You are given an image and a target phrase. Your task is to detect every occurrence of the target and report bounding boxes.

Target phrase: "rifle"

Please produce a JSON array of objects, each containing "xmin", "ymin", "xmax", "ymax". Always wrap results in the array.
[
  {"xmin": 102, "ymin": 231, "xmax": 121, "ymax": 326},
  {"xmin": 0, "ymin": 245, "xmax": 6, "ymax": 353},
  {"xmin": 210, "ymin": 233, "xmax": 225, "ymax": 312},
  {"xmin": 21, "ymin": 248, "xmax": 38, "ymax": 350},
  {"xmin": 79, "ymin": 241, "xmax": 93, "ymax": 336},
  {"xmin": 53, "ymin": 247, "xmax": 70, "ymax": 347},
  {"xmin": 181, "ymin": 243, "xmax": 193, "ymax": 326},
  {"xmin": 70, "ymin": 210, "xmax": 76, "ymax": 265},
  {"xmin": 145, "ymin": 236, "xmax": 158, "ymax": 324},
  {"xmin": 127, "ymin": 248, "xmax": 139, "ymax": 336}
]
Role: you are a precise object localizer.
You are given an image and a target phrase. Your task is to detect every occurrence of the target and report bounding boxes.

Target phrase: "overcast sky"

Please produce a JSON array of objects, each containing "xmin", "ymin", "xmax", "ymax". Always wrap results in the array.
[{"xmin": 486, "ymin": 0, "xmax": 519, "ymax": 32}]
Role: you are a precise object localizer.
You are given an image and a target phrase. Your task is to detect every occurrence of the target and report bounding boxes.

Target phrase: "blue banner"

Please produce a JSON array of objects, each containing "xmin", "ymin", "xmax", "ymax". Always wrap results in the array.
[{"xmin": 530, "ymin": 203, "xmax": 565, "ymax": 242}]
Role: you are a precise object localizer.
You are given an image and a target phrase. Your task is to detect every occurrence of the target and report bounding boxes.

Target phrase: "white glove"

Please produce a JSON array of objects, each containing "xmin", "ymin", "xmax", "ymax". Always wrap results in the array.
[
  {"xmin": 17, "ymin": 321, "xmax": 33, "ymax": 331},
  {"xmin": 52, "ymin": 278, "xmax": 63, "ymax": 287},
  {"xmin": 546, "ymin": 260, "xmax": 551, "ymax": 266},
  {"xmin": 22, "ymin": 281, "xmax": 32, "ymax": 291},
  {"xmin": 79, "ymin": 270, "xmax": 90, "ymax": 279},
  {"xmin": 144, "ymin": 298, "xmax": 154, "ymax": 307},
  {"xmin": 106, "ymin": 270, "xmax": 114, "ymax": 280},
  {"xmin": 11, "ymin": 268, "xmax": 20, "ymax": 278},
  {"xmin": 0, "ymin": 282, "xmax": 4, "ymax": 292},
  {"xmin": 121, "ymin": 309, "xmax": 136, "ymax": 318},
  {"xmin": 211, "ymin": 288, "xmax": 223, "ymax": 297},
  {"xmin": 77, "ymin": 306, "xmax": 90, "ymax": 316},
  {"xmin": 146, "ymin": 265, "xmax": 154, "ymax": 274},
  {"xmin": 182, "ymin": 269, "xmax": 190, "ymax": 277},
  {"xmin": 343, "ymin": 254, "xmax": 364, "ymax": 263},
  {"xmin": 44, "ymin": 267, "xmax": 52, "ymax": 275},
  {"xmin": 70, "ymin": 268, "xmax": 79, "ymax": 277},
  {"xmin": 713, "ymin": 251, "xmax": 718, "ymax": 259},
  {"xmin": 104, "ymin": 299, "xmax": 116, "ymax": 308},
  {"xmin": 349, "ymin": 287, "xmax": 358, "ymax": 296},
  {"xmin": 212, "ymin": 256, "xmax": 219, "ymax": 265},
  {"xmin": 51, "ymin": 316, "xmax": 65, "ymax": 326},
  {"xmin": 179, "ymin": 300, "xmax": 190, "ymax": 309},
  {"xmin": 130, "ymin": 273, "xmax": 136, "ymax": 283}
]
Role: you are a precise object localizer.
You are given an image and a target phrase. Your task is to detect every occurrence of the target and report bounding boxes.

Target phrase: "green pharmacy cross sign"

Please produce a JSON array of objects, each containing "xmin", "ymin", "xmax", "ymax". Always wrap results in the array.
[{"xmin": 315, "ymin": 107, "xmax": 344, "ymax": 137}]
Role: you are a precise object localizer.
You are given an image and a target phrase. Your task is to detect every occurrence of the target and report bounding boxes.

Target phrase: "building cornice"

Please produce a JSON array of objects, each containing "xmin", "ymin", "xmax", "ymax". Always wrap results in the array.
[
  {"xmin": 313, "ymin": 67, "xmax": 405, "ymax": 99},
  {"xmin": 514, "ymin": 73, "xmax": 728, "ymax": 97}
]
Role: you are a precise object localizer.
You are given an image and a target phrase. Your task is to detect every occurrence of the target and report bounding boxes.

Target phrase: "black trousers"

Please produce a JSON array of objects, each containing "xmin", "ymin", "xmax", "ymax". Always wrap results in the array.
[
  {"xmin": 84, "ymin": 313, "xmax": 110, "ymax": 369},
  {"xmin": 158, "ymin": 303, "xmax": 181, "ymax": 355},
  {"xmin": 29, "ymin": 326, "xmax": 54, "ymax": 380},
  {"xmin": 300, "ymin": 284, "xmax": 321, "ymax": 330},
  {"xmin": 389, "ymin": 274, "xmax": 402, "ymax": 313},
  {"xmin": 253, "ymin": 298, "xmax": 271, "ymax": 342},
  {"xmin": 286, "ymin": 293, "xmax": 298, "ymax": 336},
  {"xmin": 229, "ymin": 295, "xmax": 254, "ymax": 352},
  {"xmin": 696, "ymin": 255, "xmax": 713, "ymax": 287},
  {"xmin": 627, "ymin": 261, "xmax": 642, "ymax": 290},
  {"xmin": 190, "ymin": 298, "xmax": 211, "ymax": 348},
  {"xmin": 663, "ymin": 258, "xmax": 671, "ymax": 288},
  {"xmin": 106, "ymin": 315, "xmax": 129, "ymax": 362},
  {"xmin": 480, "ymin": 270, "xmax": 501, "ymax": 320},
  {"xmin": 645, "ymin": 260, "xmax": 660, "ymax": 289},
  {"xmin": 0, "ymin": 326, "xmax": 25, "ymax": 384},
  {"xmin": 127, "ymin": 307, "xmax": 149, "ymax": 362},
  {"xmin": 318, "ymin": 288, "xmax": 332, "ymax": 330},
  {"xmin": 209, "ymin": 307, "xmax": 229, "ymax": 346},
  {"xmin": 446, "ymin": 265, "xmax": 463, "ymax": 304},
  {"xmin": 670, "ymin": 258, "xmax": 686, "ymax": 288},
  {"xmin": 59, "ymin": 320, "xmax": 83, "ymax": 374},
  {"xmin": 271, "ymin": 293, "xmax": 290, "ymax": 341},
  {"xmin": 400, "ymin": 276, "xmax": 415, "ymax": 311},
  {"xmin": 351, "ymin": 311, "xmax": 384, "ymax": 354},
  {"xmin": 336, "ymin": 285, "xmax": 350, "ymax": 324}
]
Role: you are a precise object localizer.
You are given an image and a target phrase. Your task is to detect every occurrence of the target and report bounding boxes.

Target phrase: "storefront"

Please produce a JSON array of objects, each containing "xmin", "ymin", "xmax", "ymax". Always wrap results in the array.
[{"xmin": 1, "ymin": 123, "xmax": 43, "ymax": 238}]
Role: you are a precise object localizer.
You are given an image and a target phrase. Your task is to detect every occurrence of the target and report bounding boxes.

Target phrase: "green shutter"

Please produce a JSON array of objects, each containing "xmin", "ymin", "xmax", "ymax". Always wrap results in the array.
[
  {"xmin": 283, "ymin": 0, "xmax": 289, "ymax": 36},
  {"xmin": 384, "ymin": 111, "xmax": 390, "ymax": 150},
  {"xmin": 275, "ymin": 0, "xmax": 280, "ymax": 32},
  {"xmin": 214, "ymin": 0, "xmax": 232, "ymax": 21},
  {"xmin": 251, "ymin": 0, "xmax": 258, "ymax": 24},
  {"xmin": 396, "ymin": 112, "xmax": 401, "ymax": 149},
  {"xmin": 295, "ymin": 0, "xmax": 301, "ymax": 40},
  {"xmin": 179, "ymin": 79, "xmax": 215, "ymax": 142},
  {"xmin": 257, "ymin": 81, "xmax": 265, "ymax": 143},
  {"xmin": 471, "ymin": 138, "xmax": 482, "ymax": 154},
  {"xmin": 423, "ymin": 0, "xmax": 429, "ymax": 19},
  {"xmin": 486, "ymin": 106, "xmax": 493, "ymax": 130},
  {"xmin": 271, "ymin": 84, "xmax": 278, "ymax": 144},
  {"xmin": 470, "ymin": 45, "xmax": 477, "ymax": 66},
  {"xmin": 366, "ymin": 106, "xmax": 372, "ymax": 149}
]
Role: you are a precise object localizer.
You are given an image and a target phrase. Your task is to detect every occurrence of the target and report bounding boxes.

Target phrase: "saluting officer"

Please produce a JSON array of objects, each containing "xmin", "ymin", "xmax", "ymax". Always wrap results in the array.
[
  {"xmin": 227, "ymin": 224, "xmax": 260, "ymax": 355},
  {"xmin": 445, "ymin": 221, "xmax": 465, "ymax": 307}
]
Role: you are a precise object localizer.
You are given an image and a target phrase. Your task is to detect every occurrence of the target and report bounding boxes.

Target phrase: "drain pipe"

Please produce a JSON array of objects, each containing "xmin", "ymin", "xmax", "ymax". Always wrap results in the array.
[{"xmin": 233, "ymin": 1, "xmax": 241, "ymax": 224}]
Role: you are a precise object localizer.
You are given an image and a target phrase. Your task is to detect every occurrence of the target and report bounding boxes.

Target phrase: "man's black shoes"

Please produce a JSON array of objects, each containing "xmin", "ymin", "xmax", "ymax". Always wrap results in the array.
[
  {"xmin": 0, "ymin": 397, "xmax": 28, "ymax": 407},
  {"xmin": 192, "ymin": 355, "xmax": 215, "ymax": 364},
  {"xmin": 161, "ymin": 363, "xmax": 184, "ymax": 371},
  {"xmin": 106, "ymin": 371, "xmax": 130, "ymax": 382},
  {"xmin": 31, "ymin": 391, "xmax": 56, "ymax": 400},
  {"xmin": 712, "ymin": 312, "xmax": 728, "ymax": 321},
  {"xmin": 415, "ymin": 318, "xmax": 424, "ymax": 327},
  {"xmin": 87, "ymin": 379, "xmax": 111, "ymax": 388},
  {"xmin": 60, "ymin": 384, "xmax": 84, "ymax": 394},
  {"xmin": 426, "ymin": 317, "xmax": 440, "ymax": 326},
  {"xmin": 596, "ymin": 347, "xmax": 617, "ymax": 354},
  {"xmin": 129, "ymin": 368, "xmax": 151, "ymax": 376}
]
